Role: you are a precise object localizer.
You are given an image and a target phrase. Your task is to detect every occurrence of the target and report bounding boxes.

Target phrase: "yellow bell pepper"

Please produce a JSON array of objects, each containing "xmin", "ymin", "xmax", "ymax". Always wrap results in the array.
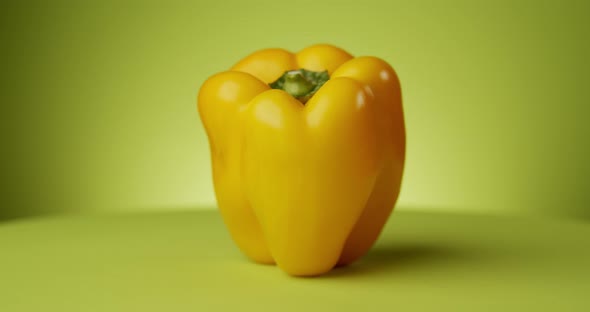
[{"xmin": 197, "ymin": 44, "xmax": 405, "ymax": 276}]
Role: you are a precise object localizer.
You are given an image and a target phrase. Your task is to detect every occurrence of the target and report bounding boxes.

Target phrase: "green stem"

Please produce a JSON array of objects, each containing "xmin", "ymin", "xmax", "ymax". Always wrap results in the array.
[
  {"xmin": 283, "ymin": 71, "xmax": 314, "ymax": 97},
  {"xmin": 269, "ymin": 69, "xmax": 329, "ymax": 104}
]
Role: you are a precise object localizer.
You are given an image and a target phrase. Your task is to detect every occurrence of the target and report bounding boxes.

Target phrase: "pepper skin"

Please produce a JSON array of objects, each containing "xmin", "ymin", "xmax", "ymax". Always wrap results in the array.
[{"xmin": 198, "ymin": 44, "xmax": 405, "ymax": 276}]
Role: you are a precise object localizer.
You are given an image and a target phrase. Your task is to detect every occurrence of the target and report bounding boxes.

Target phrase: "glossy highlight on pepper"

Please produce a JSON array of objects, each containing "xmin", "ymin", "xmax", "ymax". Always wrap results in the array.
[{"xmin": 197, "ymin": 44, "xmax": 405, "ymax": 276}]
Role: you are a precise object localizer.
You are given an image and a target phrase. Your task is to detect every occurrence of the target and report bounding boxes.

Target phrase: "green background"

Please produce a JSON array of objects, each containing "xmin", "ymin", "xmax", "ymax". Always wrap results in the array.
[
  {"xmin": 2, "ymin": 0, "xmax": 589, "ymax": 220},
  {"xmin": 1, "ymin": 2, "xmax": 589, "ymax": 310}
]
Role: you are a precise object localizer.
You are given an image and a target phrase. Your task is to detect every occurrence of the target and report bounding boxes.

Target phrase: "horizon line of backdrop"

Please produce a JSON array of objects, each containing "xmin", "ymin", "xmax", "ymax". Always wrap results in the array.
[{"xmin": 2, "ymin": 0, "xmax": 589, "ymax": 220}]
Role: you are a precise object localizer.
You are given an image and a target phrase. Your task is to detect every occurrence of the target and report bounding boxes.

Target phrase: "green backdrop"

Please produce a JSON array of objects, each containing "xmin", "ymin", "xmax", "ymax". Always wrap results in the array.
[{"xmin": 2, "ymin": 0, "xmax": 589, "ymax": 220}]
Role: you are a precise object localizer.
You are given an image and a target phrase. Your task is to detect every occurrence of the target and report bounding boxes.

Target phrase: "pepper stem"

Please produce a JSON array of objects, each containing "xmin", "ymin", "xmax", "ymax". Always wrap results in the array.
[
  {"xmin": 269, "ymin": 69, "xmax": 329, "ymax": 104},
  {"xmin": 283, "ymin": 71, "xmax": 314, "ymax": 97}
]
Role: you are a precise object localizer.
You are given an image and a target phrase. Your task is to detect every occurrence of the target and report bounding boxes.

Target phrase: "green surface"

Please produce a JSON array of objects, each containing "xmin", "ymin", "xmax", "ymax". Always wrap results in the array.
[
  {"xmin": 1, "ymin": 209, "xmax": 588, "ymax": 311},
  {"xmin": 2, "ymin": 1, "xmax": 590, "ymax": 220}
]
